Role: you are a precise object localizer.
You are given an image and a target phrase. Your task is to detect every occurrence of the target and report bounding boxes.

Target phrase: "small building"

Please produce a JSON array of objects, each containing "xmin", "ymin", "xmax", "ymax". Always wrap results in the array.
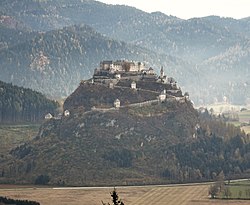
[
  {"xmin": 64, "ymin": 110, "xmax": 70, "ymax": 117},
  {"xmin": 162, "ymin": 76, "xmax": 168, "ymax": 84},
  {"xmin": 159, "ymin": 90, "xmax": 166, "ymax": 102},
  {"xmin": 131, "ymin": 81, "xmax": 137, "ymax": 89},
  {"xmin": 115, "ymin": 73, "xmax": 121, "ymax": 79},
  {"xmin": 148, "ymin": 67, "xmax": 155, "ymax": 74},
  {"xmin": 114, "ymin": 99, "xmax": 121, "ymax": 108},
  {"xmin": 45, "ymin": 113, "xmax": 53, "ymax": 120}
]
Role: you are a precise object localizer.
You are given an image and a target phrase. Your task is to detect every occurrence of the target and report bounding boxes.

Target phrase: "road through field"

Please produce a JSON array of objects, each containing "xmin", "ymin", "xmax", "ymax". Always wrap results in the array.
[{"xmin": 0, "ymin": 183, "xmax": 250, "ymax": 205}]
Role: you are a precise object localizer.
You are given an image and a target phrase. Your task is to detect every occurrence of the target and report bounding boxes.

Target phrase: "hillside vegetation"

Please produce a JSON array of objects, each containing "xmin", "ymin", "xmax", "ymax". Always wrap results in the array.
[
  {"xmin": 0, "ymin": 81, "xmax": 249, "ymax": 186},
  {"xmin": 0, "ymin": 80, "xmax": 58, "ymax": 123},
  {"xmin": 0, "ymin": 124, "xmax": 40, "ymax": 156}
]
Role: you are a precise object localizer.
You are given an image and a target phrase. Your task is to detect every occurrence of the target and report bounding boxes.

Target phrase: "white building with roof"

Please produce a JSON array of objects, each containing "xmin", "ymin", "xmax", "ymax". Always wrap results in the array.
[{"xmin": 114, "ymin": 99, "xmax": 121, "ymax": 108}]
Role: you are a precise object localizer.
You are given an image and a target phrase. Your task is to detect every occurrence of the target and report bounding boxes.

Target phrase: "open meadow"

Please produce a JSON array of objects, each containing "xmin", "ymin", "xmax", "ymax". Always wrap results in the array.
[
  {"xmin": 0, "ymin": 184, "xmax": 250, "ymax": 205},
  {"xmin": 219, "ymin": 180, "xmax": 250, "ymax": 199}
]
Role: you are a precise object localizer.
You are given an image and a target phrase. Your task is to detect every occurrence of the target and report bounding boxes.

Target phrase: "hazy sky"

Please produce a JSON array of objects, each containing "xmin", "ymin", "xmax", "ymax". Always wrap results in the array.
[{"xmin": 98, "ymin": 0, "xmax": 250, "ymax": 19}]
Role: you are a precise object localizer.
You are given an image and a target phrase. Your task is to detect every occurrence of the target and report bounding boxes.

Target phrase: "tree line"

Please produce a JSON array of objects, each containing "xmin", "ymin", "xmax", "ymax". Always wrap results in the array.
[
  {"xmin": 0, "ymin": 196, "xmax": 40, "ymax": 205},
  {"xmin": 161, "ymin": 109, "xmax": 250, "ymax": 183}
]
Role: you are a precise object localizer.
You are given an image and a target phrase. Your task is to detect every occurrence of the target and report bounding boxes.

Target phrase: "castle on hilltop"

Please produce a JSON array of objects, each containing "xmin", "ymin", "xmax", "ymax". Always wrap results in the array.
[
  {"xmin": 48, "ymin": 62, "xmax": 189, "ymax": 120},
  {"xmin": 93, "ymin": 60, "xmax": 174, "ymax": 85},
  {"xmin": 65, "ymin": 60, "xmax": 186, "ymax": 113}
]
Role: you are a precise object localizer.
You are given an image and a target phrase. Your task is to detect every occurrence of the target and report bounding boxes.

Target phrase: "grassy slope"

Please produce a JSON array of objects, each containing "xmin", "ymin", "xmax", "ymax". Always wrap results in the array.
[
  {"xmin": 0, "ymin": 124, "xmax": 40, "ymax": 155},
  {"xmin": 0, "ymin": 99, "xmax": 198, "ymax": 186}
]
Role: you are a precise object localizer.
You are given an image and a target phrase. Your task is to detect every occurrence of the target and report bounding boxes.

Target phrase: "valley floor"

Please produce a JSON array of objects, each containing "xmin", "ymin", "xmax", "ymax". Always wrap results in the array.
[{"xmin": 0, "ymin": 184, "xmax": 249, "ymax": 205}]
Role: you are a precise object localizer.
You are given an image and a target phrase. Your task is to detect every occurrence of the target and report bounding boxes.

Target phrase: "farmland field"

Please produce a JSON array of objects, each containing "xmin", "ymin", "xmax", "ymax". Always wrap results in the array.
[
  {"xmin": 203, "ymin": 104, "xmax": 250, "ymax": 134},
  {"xmin": 219, "ymin": 181, "xmax": 250, "ymax": 199},
  {"xmin": 0, "ymin": 184, "xmax": 250, "ymax": 205},
  {"xmin": 204, "ymin": 103, "xmax": 247, "ymax": 114},
  {"xmin": 239, "ymin": 110, "xmax": 250, "ymax": 123}
]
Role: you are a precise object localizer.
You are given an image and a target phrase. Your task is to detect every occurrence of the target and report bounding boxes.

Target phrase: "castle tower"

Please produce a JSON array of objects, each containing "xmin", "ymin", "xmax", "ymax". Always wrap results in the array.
[{"xmin": 160, "ymin": 66, "xmax": 164, "ymax": 79}]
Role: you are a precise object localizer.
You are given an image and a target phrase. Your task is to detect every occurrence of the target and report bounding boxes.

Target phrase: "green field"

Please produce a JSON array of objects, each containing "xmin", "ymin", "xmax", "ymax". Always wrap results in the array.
[
  {"xmin": 220, "ymin": 180, "xmax": 250, "ymax": 199},
  {"xmin": 205, "ymin": 103, "xmax": 247, "ymax": 114},
  {"xmin": 238, "ymin": 110, "xmax": 250, "ymax": 123},
  {"xmin": 0, "ymin": 124, "xmax": 40, "ymax": 155}
]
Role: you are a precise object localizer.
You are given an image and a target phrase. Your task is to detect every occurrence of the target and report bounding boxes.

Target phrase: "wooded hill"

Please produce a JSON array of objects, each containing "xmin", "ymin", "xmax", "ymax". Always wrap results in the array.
[
  {"xmin": 0, "ymin": 82, "xmax": 249, "ymax": 186},
  {"xmin": 0, "ymin": 80, "xmax": 58, "ymax": 123}
]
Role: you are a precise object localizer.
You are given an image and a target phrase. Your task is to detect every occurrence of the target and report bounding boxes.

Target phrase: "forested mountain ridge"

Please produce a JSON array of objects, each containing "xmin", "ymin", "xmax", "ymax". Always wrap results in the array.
[
  {"xmin": 0, "ymin": 24, "xmax": 192, "ymax": 97},
  {"xmin": 2, "ymin": 0, "xmax": 249, "ymax": 60},
  {"xmin": 0, "ymin": 0, "xmax": 250, "ymax": 104},
  {"xmin": 195, "ymin": 40, "xmax": 250, "ymax": 105},
  {"xmin": 0, "ymin": 80, "xmax": 58, "ymax": 123}
]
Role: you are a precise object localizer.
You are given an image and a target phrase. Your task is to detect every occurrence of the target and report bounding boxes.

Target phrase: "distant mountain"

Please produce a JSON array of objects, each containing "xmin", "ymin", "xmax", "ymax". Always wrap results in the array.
[
  {"xmin": 0, "ymin": 80, "xmax": 58, "ymax": 123},
  {"xmin": 0, "ymin": 0, "xmax": 250, "ymax": 105},
  {"xmin": 0, "ymin": 24, "xmax": 193, "ymax": 97},
  {"xmin": 0, "ymin": 0, "xmax": 70, "ymax": 31},
  {"xmin": 3, "ymin": 0, "xmax": 247, "ymax": 61},
  {"xmin": 195, "ymin": 40, "xmax": 250, "ymax": 105},
  {"xmin": 0, "ymin": 25, "xmax": 35, "ymax": 50}
]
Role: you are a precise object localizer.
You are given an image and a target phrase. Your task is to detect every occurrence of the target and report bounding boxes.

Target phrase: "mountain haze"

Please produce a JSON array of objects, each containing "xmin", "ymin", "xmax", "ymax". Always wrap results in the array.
[
  {"xmin": 0, "ymin": 24, "xmax": 192, "ymax": 97},
  {"xmin": 0, "ymin": 0, "xmax": 249, "ymax": 104}
]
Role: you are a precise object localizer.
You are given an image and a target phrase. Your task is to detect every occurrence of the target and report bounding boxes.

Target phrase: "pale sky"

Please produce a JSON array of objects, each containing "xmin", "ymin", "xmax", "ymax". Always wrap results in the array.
[{"xmin": 98, "ymin": 0, "xmax": 250, "ymax": 19}]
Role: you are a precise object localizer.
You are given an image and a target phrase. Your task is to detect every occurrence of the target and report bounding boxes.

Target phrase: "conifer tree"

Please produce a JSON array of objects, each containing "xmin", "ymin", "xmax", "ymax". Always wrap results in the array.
[{"xmin": 102, "ymin": 188, "xmax": 124, "ymax": 205}]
